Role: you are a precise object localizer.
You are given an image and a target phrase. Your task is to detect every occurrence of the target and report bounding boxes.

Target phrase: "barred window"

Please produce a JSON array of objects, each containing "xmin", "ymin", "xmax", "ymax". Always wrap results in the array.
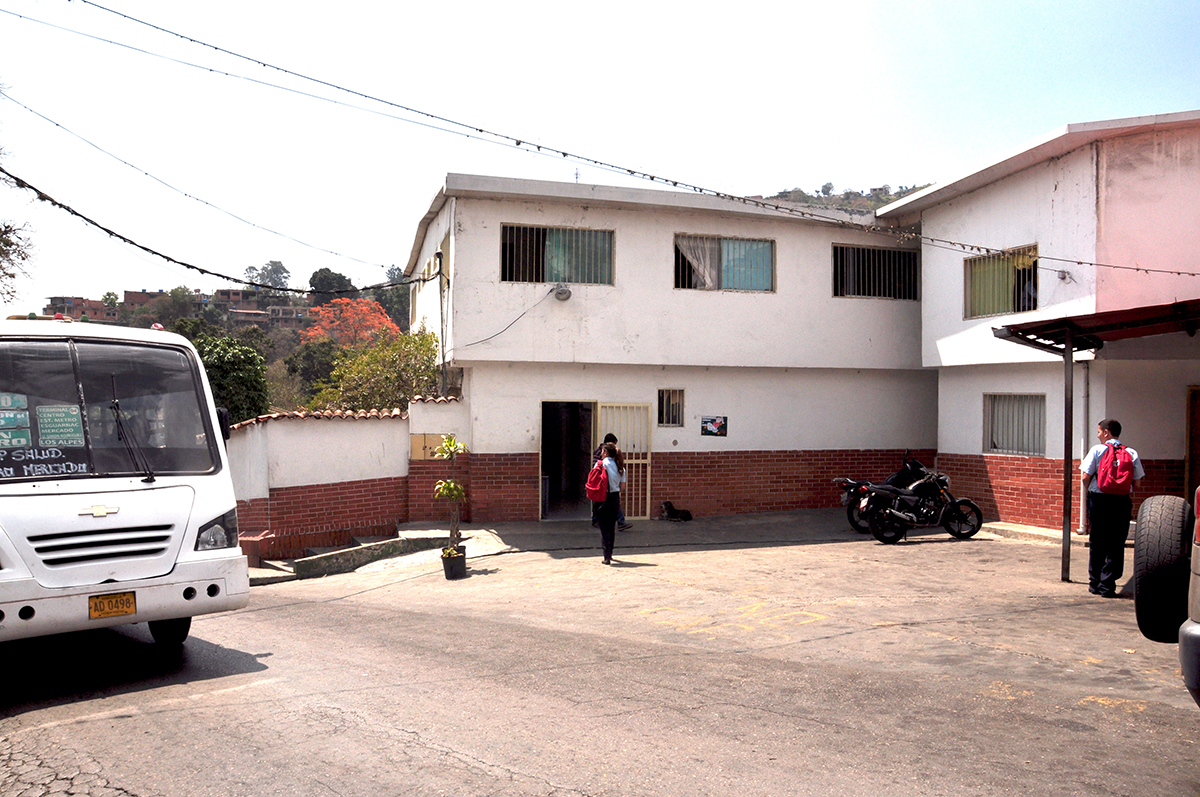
[
  {"xmin": 984, "ymin": 394, "xmax": 1045, "ymax": 456},
  {"xmin": 657, "ymin": 389, "xmax": 684, "ymax": 427},
  {"xmin": 832, "ymin": 245, "xmax": 919, "ymax": 300},
  {"xmin": 965, "ymin": 244, "xmax": 1038, "ymax": 319},
  {"xmin": 501, "ymin": 225, "xmax": 613, "ymax": 284},
  {"xmin": 674, "ymin": 235, "xmax": 774, "ymax": 292}
]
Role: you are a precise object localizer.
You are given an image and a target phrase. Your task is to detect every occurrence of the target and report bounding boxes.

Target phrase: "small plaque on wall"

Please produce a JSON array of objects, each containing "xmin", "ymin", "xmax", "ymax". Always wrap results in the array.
[{"xmin": 701, "ymin": 416, "xmax": 727, "ymax": 437}]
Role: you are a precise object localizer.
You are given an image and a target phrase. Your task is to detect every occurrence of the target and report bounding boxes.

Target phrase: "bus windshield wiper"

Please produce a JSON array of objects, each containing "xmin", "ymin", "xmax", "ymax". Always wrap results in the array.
[{"xmin": 110, "ymin": 375, "xmax": 155, "ymax": 483}]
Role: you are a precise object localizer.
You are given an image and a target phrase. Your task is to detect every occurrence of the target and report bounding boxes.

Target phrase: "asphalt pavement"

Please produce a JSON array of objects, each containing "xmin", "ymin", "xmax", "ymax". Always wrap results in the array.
[{"xmin": 248, "ymin": 509, "xmax": 1102, "ymax": 586}]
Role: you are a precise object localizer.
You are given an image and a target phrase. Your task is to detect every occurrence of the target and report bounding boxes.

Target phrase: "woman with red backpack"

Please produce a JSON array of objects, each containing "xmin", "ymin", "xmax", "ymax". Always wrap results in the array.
[{"xmin": 595, "ymin": 441, "xmax": 626, "ymax": 565}]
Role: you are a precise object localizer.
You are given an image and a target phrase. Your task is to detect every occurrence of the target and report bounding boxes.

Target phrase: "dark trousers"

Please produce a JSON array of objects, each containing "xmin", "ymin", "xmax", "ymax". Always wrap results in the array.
[
  {"xmin": 598, "ymin": 491, "xmax": 619, "ymax": 560},
  {"xmin": 1087, "ymin": 492, "xmax": 1133, "ymax": 595}
]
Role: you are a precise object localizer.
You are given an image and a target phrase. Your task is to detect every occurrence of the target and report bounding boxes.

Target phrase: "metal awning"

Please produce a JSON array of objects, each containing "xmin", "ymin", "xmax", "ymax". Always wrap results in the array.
[
  {"xmin": 992, "ymin": 297, "xmax": 1200, "ymax": 354},
  {"xmin": 994, "ymin": 296, "xmax": 1200, "ymax": 581}
]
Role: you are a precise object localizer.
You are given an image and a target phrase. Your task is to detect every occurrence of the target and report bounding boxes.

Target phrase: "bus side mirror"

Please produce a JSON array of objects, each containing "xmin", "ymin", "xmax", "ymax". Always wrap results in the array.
[{"xmin": 217, "ymin": 407, "xmax": 232, "ymax": 441}]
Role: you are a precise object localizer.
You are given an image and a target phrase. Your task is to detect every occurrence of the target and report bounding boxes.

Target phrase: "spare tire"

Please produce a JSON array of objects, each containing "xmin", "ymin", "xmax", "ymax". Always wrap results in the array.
[{"xmin": 1133, "ymin": 495, "xmax": 1193, "ymax": 644}]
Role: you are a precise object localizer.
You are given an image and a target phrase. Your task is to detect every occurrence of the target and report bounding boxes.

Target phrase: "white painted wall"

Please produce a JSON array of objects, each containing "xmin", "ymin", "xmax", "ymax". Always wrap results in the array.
[
  {"xmin": 227, "ymin": 417, "xmax": 410, "ymax": 501},
  {"xmin": 444, "ymin": 192, "xmax": 923, "ymax": 371},
  {"xmin": 228, "ymin": 423, "xmax": 268, "ymax": 500},
  {"xmin": 1096, "ymin": 127, "xmax": 1200, "ymax": 310},
  {"xmin": 937, "ymin": 362, "xmax": 1092, "ymax": 458},
  {"xmin": 937, "ymin": 352, "xmax": 1200, "ymax": 460},
  {"xmin": 408, "ymin": 198, "xmax": 453, "ymax": 340},
  {"xmin": 920, "ymin": 146, "xmax": 1100, "ymax": 368},
  {"xmin": 465, "ymin": 361, "xmax": 937, "ymax": 454},
  {"xmin": 408, "ymin": 390, "xmax": 473, "ymax": 450},
  {"xmin": 1104, "ymin": 358, "xmax": 1200, "ymax": 459}
]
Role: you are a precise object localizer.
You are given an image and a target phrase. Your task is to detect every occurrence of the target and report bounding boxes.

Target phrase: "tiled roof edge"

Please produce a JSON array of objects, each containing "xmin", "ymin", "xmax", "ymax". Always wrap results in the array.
[{"xmin": 231, "ymin": 407, "xmax": 407, "ymax": 431}]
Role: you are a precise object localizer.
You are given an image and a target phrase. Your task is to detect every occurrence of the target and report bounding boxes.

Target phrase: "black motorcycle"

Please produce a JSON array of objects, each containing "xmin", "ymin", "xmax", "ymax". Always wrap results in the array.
[
  {"xmin": 860, "ymin": 465, "xmax": 983, "ymax": 544},
  {"xmin": 833, "ymin": 453, "xmax": 929, "ymax": 533}
]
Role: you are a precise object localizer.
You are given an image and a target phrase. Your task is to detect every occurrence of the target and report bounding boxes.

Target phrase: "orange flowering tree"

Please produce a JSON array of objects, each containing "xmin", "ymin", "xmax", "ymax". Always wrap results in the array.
[{"xmin": 301, "ymin": 298, "xmax": 399, "ymax": 347}]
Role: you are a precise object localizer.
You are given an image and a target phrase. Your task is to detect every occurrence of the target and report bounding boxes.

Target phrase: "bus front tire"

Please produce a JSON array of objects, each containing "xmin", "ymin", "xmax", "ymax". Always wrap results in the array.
[{"xmin": 149, "ymin": 617, "xmax": 192, "ymax": 646}]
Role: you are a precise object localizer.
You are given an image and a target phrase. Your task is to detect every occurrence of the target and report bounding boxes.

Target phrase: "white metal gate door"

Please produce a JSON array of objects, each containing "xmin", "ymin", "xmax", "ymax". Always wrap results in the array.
[{"xmin": 598, "ymin": 403, "xmax": 651, "ymax": 519}]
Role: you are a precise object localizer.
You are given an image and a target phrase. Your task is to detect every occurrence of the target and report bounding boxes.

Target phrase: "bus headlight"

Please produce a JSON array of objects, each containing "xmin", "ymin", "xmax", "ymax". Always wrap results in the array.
[{"xmin": 196, "ymin": 510, "xmax": 239, "ymax": 550}]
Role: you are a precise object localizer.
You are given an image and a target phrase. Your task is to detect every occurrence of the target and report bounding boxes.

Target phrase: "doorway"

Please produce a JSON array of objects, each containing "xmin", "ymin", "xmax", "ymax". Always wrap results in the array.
[{"xmin": 541, "ymin": 401, "xmax": 594, "ymax": 520}]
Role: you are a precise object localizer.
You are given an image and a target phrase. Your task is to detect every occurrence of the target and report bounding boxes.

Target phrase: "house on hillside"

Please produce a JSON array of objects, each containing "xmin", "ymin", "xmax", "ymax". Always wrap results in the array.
[
  {"xmin": 403, "ymin": 174, "xmax": 936, "ymax": 523},
  {"xmin": 876, "ymin": 109, "xmax": 1200, "ymax": 529}
]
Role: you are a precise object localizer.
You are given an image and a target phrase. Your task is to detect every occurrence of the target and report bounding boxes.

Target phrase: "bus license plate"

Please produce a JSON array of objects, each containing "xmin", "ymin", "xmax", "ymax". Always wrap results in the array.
[{"xmin": 88, "ymin": 591, "xmax": 136, "ymax": 620}]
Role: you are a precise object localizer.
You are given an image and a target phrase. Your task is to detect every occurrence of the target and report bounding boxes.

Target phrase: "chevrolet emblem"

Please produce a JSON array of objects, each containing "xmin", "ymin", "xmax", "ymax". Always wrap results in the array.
[{"xmin": 80, "ymin": 505, "xmax": 119, "ymax": 518}]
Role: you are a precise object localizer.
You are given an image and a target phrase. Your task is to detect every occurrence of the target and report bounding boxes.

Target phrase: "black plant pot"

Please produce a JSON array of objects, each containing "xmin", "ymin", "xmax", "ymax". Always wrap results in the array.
[{"xmin": 441, "ymin": 545, "xmax": 467, "ymax": 580}]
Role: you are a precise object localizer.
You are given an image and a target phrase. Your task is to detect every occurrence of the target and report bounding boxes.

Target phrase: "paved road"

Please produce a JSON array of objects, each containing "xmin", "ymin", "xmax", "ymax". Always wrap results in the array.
[{"xmin": 2, "ymin": 510, "xmax": 1195, "ymax": 796}]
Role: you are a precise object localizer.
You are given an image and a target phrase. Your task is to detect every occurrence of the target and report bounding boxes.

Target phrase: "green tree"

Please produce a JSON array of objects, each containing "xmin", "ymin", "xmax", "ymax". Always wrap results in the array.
[
  {"xmin": 372, "ymin": 265, "xmax": 411, "ymax": 332},
  {"xmin": 134, "ymin": 286, "xmax": 197, "ymax": 328},
  {"xmin": 0, "ymin": 148, "xmax": 32, "ymax": 304},
  {"xmin": 195, "ymin": 335, "xmax": 269, "ymax": 424},
  {"xmin": 246, "ymin": 260, "xmax": 291, "ymax": 307},
  {"xmin": 170, "ymin": 317, "xmax": 224, "ymax": 341},
  {"xmin": 245, "ymin": 260, "xmax": 290, "ymax": 289},
  {"xmin": 284, "ymin": 337, "xmax": 342, "ymax": 398},
  {"xmin": 233, "ymin": 324, "xmax": 274, "ymax": 360},
  {"xmin": 101, "ymin": 291, "xmax": 119, "ymax": 309},
  {"xmin": 313, "ymin": 328, "xmax": 438, "ymax": 411},
  {"xmin": 309, "ymin": 268, "xmax": 357, "ymax": 306}
]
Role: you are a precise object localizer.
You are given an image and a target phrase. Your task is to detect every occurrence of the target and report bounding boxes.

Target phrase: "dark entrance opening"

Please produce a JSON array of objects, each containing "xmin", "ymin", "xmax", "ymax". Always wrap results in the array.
[{"xmin": 541, "ymin": 401, "xmax": 593, "ymax": 521}]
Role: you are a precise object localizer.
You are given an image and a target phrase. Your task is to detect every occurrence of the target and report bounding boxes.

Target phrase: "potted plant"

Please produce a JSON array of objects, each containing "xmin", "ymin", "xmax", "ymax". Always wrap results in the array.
[{"xmin": 432, "ymin": 434, "xmax": 469, "ymax": 579}]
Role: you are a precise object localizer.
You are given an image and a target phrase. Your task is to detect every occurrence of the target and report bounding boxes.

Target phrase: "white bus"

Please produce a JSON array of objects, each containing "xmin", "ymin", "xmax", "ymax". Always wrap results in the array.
[{"xmin": 0, "ymin": 319, "xmax": 249, "ymax": 645}]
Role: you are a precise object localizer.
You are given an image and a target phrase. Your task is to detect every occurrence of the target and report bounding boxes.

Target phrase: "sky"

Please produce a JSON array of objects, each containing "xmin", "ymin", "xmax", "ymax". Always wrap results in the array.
[{"xmin": 0, "ymin": 0, "xmax": 1197, "ymax": 316}]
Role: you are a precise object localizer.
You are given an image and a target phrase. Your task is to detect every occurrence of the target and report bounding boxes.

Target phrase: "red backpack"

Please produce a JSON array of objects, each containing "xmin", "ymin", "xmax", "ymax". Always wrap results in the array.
[
  {"xmin": 1096, "ymin": 443, "xmax": 1134, "ymax": 495},
  {"xmin": 586, "ymin": 460, "xmax": 609, "ymax": 501}
]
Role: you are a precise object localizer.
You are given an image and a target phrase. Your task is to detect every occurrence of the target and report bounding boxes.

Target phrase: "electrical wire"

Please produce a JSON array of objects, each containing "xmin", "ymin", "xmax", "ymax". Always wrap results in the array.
[
  {"xmin": 0, "ymin": 164, "xmax": 435, "ymax": 295},
  {"xmin": 0, "ymin": 90, "xmax": 389, "ymax": 269},
  {"xmin": 4, "ymin": 4, "xmax": 1199, "ymax": 282},
  {"xmin": 449, "ymin": 288, "xmax": 557, "ymax": 353}
]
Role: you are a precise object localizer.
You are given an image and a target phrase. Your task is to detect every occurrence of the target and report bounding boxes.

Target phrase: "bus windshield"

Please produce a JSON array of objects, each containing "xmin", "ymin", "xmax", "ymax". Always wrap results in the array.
[{"xmin": 0, "ymin": 339, "xmax": 219, "ymax": 481}]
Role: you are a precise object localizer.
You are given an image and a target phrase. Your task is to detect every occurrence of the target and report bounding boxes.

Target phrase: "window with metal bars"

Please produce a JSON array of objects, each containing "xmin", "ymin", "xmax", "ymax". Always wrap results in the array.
[
  {"xmin": 832, "ymin": 245, "xmax": 919, "ymax": 300},
  {"xmin": 983, "ymin": 393, "xmax": 1045, "ymax": 456},
  {"xmin": 964, "ymin": 244, "xmax": 1038, "ymax": 319},
  {"xmin": 674, "ymin": 235, "xmax": 774, "ymax": 292},
  {"xmin": 500, "ymin": 224, "xmax": 614, "ymax": 284},
  {"xmin": 657, "ymin": 389, "xmax": 684, "ymax": 427}
]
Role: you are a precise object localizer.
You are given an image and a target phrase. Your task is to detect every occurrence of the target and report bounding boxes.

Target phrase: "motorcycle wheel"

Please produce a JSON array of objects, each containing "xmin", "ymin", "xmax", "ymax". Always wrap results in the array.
[
  {"xmin": 847, "ymin": 500, "xmax": 871, "ymax": 533},
  {"xmin": 869, "ymin": 512, "xmax": 906, "ymax": 545},
  {"xmin": 943, "ymin": 499, "xmax": 983, "ymax": 539}
]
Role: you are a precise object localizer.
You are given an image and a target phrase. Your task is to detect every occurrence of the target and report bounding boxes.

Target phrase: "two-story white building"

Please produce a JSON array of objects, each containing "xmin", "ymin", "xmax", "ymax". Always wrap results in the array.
[
  {"xmin": 405, "ymin": 175, "xmax": 936, "ymax": 522},
  {"xmin": 403, "ymin": 110, "xmax": 1200, "ymax": 528},
  {"xmin": 877, "ymin": 109, "xmax": 1200, "ymax": 529}
]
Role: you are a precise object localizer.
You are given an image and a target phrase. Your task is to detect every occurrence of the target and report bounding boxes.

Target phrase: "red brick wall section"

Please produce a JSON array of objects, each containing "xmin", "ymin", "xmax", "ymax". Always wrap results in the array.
[
  {"xmin": 936, "ymin": 453, "xmax": 1186, "ymax": 530},
  {"xmin": 237, "ymin": 475, "xmax": 409, "ymax": 560},
  {"xmin": 651, "ymin": 449, "xmax": 938, "ymax": 517},
  {"xmin": 469, "ymin": 453, "xmax": 540, "ymax": 522}
]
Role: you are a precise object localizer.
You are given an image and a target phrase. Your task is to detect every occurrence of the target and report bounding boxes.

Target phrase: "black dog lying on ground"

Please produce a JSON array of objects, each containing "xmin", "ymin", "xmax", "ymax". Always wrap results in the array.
[{"xmin": 660, "ymin": 501, "xmax": 693, "ymax": 522}]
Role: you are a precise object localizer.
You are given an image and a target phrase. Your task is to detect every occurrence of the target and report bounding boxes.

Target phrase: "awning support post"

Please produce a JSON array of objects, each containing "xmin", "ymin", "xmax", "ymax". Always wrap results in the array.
[{"xmin": 1062, "ymin": 329, "xmax": 1074, "ymax": 582}]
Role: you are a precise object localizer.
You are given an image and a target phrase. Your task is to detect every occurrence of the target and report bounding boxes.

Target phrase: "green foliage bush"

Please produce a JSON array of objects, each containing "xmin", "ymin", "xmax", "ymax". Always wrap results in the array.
[{"xmin": 195, "ymin": 335, "xmax": 270, "ymax": 424}]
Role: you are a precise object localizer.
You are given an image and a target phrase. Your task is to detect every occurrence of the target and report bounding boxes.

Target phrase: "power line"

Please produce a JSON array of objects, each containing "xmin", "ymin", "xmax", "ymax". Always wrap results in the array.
[
  {"xmin": 52, "ymin": 3, "xmax": 1200, "ymax": 277},
  {"xmin": 0, "ymin": 164, "xmax": 434, "ymax": 295},
  {"xmin": 5, "ymin": 4, "xmax": 1198, "ymax": 282},
  {"xmin": 0, "ymin": 89, "xmax": 390, "ymax": 269}
]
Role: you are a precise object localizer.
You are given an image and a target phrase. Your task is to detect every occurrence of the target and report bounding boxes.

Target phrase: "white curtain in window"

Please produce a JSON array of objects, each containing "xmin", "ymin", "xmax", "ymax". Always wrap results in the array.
[{"xmin": 675, "ymin": 236, "xmax": 720, "ymax": 289}]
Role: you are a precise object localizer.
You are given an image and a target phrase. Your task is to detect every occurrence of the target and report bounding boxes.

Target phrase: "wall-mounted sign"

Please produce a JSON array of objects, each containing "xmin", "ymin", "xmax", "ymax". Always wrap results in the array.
[{"xmin": 701, "ymin": 416, "xmax": 727, "ymax": 437}]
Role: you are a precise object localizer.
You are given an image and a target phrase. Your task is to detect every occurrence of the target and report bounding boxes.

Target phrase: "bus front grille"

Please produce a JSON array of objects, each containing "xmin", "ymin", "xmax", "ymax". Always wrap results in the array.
[{"xmin": 26, "ymin": 525, "xmax": 175, "ymax": 567}]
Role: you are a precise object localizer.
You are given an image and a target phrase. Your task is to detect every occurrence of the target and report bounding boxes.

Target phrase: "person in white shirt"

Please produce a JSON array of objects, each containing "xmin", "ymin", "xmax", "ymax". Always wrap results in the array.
[{"xmin": 1080, "ymin": 418, "xmax": 1145, "ymax": 598}]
